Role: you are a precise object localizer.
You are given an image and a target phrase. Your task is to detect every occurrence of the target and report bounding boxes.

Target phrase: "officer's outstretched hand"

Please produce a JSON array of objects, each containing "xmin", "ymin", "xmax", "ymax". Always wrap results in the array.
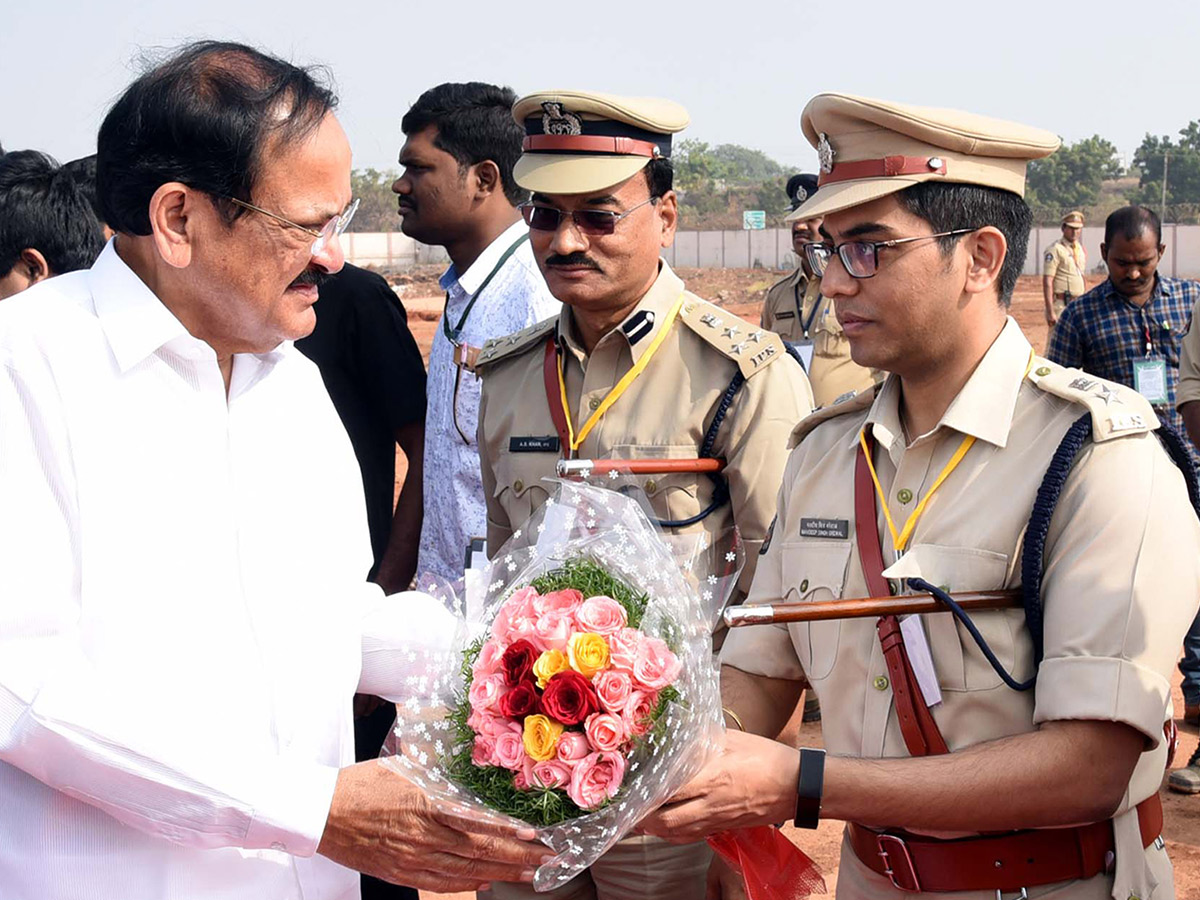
[
  {"xmin": 641, "ymin": 729, "xmax": 799, "ymax": 843},
  {"xmin": 318, "ymin": 761, "xmax": 552, "ymax": 892}
]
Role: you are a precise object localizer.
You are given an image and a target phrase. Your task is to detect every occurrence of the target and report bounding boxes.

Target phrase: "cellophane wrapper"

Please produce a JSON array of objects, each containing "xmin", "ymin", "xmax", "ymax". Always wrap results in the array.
[{"xmin": 380, "ymin": 479, "xmax": 742, "ymax": 890}]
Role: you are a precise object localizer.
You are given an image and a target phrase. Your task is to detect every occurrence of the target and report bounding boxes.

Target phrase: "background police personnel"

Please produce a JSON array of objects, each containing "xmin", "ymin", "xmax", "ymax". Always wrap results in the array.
[
  {"xmin": 1043, "ymin": 209, "xmax": 1087, "ymax": 328},
  {"xmin": 761, "ymin": 173, "xmax": 877, "ymax": 407},
  {"xmin": 475, "ymin": 90, "xmax": 813, "ymax": 900},
  {"xmin": 644, "ymin": 93, "xmax": 1200, "ymax": 900}
]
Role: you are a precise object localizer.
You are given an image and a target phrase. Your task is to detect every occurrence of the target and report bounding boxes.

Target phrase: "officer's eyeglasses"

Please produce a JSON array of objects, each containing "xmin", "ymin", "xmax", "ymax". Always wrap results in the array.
[
  {"xmin": 518, "ymin": 197, "xmax": 658, "ymax": 236},
  {"xmin": 225, "ymin": 196, "xmax": 361, "ymax": 257},
  {"xmin": 803, "ymin": 228, "xmax": 979, "ymax": 279}
]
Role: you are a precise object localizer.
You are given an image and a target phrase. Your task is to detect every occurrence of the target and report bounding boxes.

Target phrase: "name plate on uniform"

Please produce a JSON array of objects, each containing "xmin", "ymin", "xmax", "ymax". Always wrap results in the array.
[
  {"xmin": 799, "ymin": 517, "xmax": 849, "ymax": 539},
  {"xmin": 510, "ymin": 435, "xmax": 561, "ymax": 453}
]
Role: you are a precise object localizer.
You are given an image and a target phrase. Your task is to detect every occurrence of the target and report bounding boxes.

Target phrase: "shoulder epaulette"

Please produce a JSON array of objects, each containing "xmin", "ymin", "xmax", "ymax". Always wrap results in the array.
[
  {"xmin": 678, "ymin": 295, "xmax": 786, "ymax": 378},
  {"xmin": 787, "ymin": 385, "xmax": 878, "ymax": 448},
  {"xmin": 1027, "ymin": 358, "xmax": 1157, "ymax": 441},
  {"xmin": 475, "ymin": 316, "xmax": 559, "ymax": 369}
]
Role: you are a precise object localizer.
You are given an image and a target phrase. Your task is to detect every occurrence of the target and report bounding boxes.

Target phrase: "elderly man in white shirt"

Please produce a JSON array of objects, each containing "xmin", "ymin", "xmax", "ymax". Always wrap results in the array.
[
  {"xmin": 0, "ymin": 40, "xmax": 547, "ymax": 900},
  {"xmin": 392, "ymin": 82, "xmax": 559, "ymax": 586}
]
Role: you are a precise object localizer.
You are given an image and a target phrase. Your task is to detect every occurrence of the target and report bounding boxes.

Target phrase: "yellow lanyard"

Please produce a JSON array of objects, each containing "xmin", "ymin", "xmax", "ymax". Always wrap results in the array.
[
  {"xmin": 557, "ymin": 292, "xmax": 686, "ymax": 452},
  {"xmin": 859, "ymin": 349, "xmax": 1036, "ymax": 553}
]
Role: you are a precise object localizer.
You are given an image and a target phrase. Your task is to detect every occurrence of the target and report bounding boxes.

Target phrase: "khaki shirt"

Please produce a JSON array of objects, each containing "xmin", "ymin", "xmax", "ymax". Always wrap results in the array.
[
  {"xmin": 1175, "ymin": 292, "xmax": 1200, "ymax": 408},
  {"xmin": 1044, "ymin": 237, "xmax": 1087, "ymax": 314},
  {"xmin": 759, "ymin": 268, "xmax": 877, "ymax": 408},
  {"xmin": 476, "ymin": 261, "xmax": 814, "ymax": 599},
  {"xmin": 722, "ymin": 318, "xmax": 1199, "ymax": 900}
]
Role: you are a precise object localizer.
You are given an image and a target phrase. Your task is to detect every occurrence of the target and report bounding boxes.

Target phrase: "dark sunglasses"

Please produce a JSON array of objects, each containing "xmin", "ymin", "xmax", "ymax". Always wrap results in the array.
[
  {"xmin": 518, "ymin": 197, "xmax": 658, "ymax": 236},
  {"xmin": 803, "ymin": 228, "xmax": 979, "ymax": 279}
]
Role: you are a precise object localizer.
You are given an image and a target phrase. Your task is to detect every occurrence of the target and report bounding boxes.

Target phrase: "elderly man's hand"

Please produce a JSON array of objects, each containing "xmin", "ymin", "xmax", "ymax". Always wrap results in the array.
[
  {"xmin": 641, "ymin": 730, "xmax": 799, "ymax": 844},
  {"xmin": 318, "ymin": 761, "xmax": 552, "ymax": 892}
]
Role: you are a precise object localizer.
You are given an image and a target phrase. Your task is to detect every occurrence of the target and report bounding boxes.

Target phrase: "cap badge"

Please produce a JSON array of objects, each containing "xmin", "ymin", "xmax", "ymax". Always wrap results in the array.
[
  {"xmin": 817, "ymin": 133, "xmax": 836, "ymax": 174},
  {"xmin": 541, "ymin": 101, "xmax": 582, "ymax": 136},
  {"xmin": 793, "ymin": 184, "xmax": 808, "ymax": 205}
]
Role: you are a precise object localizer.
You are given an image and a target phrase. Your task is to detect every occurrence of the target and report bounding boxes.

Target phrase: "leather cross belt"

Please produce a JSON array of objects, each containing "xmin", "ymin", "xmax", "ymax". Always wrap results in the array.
[{"xmin": 846, "ymin": 793, "xmax": 1162, "ymax": 893}]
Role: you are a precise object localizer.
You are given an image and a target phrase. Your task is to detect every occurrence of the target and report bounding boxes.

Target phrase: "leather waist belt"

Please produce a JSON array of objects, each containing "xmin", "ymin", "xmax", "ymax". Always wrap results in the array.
[{"xmin": 847, "ymin": 793, "xmax": 1163, "ymax": 893}]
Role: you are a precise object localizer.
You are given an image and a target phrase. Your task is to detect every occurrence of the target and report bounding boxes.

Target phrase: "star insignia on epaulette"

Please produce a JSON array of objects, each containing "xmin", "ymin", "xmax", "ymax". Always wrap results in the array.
[
  {"xmin": 700, "ymin": 313, "xmax": 723, "ymax": 329},
  {"xmin": 723, "ymin": 326, "xmax": 740, "ymax": 339},
  {"xmin": 1094, "ymin": 383, "xmax": 1122, "ymax": 407},
  {"xmin": 748, "ymin": 330, "xmax": 765, "ymax": 343},
  {"xmin": 730, "ymin": 342, "xmax": 746, "ymax": 355}
]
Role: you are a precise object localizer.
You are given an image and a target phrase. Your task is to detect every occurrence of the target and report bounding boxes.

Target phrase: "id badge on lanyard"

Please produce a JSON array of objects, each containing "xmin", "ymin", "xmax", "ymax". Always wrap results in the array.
[{"xmin": 1133, "ymin": 316, "xmax": 1169, "ymax": 405}]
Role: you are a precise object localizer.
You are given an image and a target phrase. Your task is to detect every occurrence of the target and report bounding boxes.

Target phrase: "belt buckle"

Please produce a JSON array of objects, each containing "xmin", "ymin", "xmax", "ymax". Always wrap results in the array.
[{"xmin": 876, "ymin": 834, "xmax": 921, "ymax": 892}]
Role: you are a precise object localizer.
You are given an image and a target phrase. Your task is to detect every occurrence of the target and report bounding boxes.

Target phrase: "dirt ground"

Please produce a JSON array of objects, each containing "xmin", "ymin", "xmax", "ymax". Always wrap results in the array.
[{"xmin": 387, "ymin": 266, "xmax": 1200, "ymax": 898}]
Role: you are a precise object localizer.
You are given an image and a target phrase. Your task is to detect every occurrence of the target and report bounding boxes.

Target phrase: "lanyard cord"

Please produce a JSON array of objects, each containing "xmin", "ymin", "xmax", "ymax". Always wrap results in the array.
[
  {"xmin": 442, "ymin": 232, "xmax": 530, "ymax": 344},
  {"xmin": 556, "ymin": 291, "xmax": 686, "ymax": 452},
  {"xmin": 859, "ymin": 349, "xmax": 1036, "ymax": 553},
  {"xmin": 800, "ymin": 282, "xmax": 822, "ymax": 339}
]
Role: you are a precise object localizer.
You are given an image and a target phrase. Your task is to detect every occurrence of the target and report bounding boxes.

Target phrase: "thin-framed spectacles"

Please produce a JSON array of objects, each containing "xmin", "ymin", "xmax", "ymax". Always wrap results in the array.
[
  {"xmin": 518, "ymin": 196, "xmax": 658, "ymax": 236},
  {"xmin": 803, "ymin": 228, "xmax": 979, "ymax": 279},
  {"xmin": 224, "ymin": 196, "xmax": 361, "ymax": 257}
]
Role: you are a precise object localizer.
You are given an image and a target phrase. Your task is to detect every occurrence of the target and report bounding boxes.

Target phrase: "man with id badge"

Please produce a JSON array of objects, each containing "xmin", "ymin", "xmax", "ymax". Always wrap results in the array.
[
  {"xmin": 644, "ymin": 95, "xmax": 1200, "ymax": 900},
  {"xmin": 394, "ymin": 82, "xmax": 560, "ymax": 587},
  {"xmin": 761, "ymin": 173, "xmax": 878, "ymax": 408}
]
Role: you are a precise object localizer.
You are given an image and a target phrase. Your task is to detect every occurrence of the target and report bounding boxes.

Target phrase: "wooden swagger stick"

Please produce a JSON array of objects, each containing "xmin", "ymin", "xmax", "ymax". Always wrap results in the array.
[
  {"xmin": 723, "ymin": 589, "xmax": 1023, "ymax": 627},
  {"xmin": 556, "ymin": 458, "xmax": 726, "ymax": 478}
]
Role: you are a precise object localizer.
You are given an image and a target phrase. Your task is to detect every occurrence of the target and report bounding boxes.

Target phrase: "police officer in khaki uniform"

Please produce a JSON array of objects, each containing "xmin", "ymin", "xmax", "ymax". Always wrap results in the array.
[
  {"xmin": 644, "ymin": 93, "xmax": 1200, "ymax": 900},
  {"xmin": 475, "ymin": 90, "xmax": 813, "ymax": 900},
  {"xmin": 761, "ymin": 174, "xmax": 878, "ymax": 408},
  {"xmin": 1043, "ymin": 210, "xmax": 1087, "ymax": 328}
]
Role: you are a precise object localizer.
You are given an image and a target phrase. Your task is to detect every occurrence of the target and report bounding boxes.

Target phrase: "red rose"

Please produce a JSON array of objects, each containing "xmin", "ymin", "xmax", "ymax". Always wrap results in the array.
[
  {"xmin": 497, "ymin": 681, "xmax": 539, "ymax": 718},
  {"xmin": 501, "ymin": 639, "xmax": 539, "ymax": 687},
  {"xmin": 540, "ymin": 671, "xmax": 600, "ymax": 726}
]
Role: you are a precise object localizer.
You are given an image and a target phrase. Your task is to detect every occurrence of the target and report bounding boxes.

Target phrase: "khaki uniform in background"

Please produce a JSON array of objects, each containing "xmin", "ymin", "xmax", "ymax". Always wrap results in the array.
[
  {"xmin": 1175, "ymin": 292, "xmax": 1200, "ymax": 408},
  {"xmin": 722, "ymin": 318, "xmax": 1200, "ymax": 900},
  {"xmin": 1044, "ymin": 236, "xmax": 1087, "ymax": 318},
  {"xmin": 477, "ymin": 260, "xmax": 813, "ymax": 600},
  {"xmin": 760, "ymin": 269, "xmax": 877, "ymax": 407}
]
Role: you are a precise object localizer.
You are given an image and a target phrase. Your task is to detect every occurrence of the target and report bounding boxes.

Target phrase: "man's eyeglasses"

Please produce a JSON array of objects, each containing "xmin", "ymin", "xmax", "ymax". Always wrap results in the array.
[
  {"xmin": 518, "ymin": 197, "xmax": 658, "ymax": 236},
  {"xmin": 225, "ymin": 196, "xmax": 360, "ymax": 257},
  {"xmin": 803, "ymin": 228, "xmax": 979, "ymax": 279}
]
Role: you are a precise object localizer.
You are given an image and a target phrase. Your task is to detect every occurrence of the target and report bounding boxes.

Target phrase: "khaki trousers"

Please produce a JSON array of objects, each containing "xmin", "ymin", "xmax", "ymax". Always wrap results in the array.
[{"xmin": 481, "ymin": 835, "xmax": 712, "ymax": 900}]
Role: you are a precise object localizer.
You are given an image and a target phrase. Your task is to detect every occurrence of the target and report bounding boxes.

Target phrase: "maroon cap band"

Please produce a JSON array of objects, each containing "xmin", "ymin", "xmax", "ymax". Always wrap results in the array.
[
  {"xmin": 522, "ymin": 134, "xmax": 661, "ymax": 158},
  {"xmin": 818, "ymin": 155, "xmax": 948, "ymax": 186}
]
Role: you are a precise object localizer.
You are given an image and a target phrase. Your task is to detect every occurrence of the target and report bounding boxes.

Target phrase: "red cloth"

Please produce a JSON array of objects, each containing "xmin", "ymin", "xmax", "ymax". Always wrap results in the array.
[{"xmin": 708, "ymin": 827, "xmax": 826, "ymax": 899}]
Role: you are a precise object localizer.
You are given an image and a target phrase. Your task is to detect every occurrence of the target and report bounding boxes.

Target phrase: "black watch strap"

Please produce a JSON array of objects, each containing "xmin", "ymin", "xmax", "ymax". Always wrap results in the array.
[{"xmin": 794, "ymin": 747, "xmax": 825, "ymax": 829}]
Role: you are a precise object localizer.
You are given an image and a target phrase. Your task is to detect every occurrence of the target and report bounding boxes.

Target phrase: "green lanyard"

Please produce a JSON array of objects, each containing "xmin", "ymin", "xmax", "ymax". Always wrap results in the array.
[{"xmin": 442, "ymin": 232, "xmax": 530, "ymax": 344}]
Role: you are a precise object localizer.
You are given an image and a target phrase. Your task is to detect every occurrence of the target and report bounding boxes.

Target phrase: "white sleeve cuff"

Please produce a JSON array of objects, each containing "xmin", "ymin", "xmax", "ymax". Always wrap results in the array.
[{"xmin": 243, "ymin": 760, "xmax": 340, "ymax": 857}]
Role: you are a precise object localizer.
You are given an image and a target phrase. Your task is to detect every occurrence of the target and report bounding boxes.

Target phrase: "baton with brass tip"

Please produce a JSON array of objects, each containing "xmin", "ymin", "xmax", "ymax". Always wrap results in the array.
[
  {"xmin": 556, "ymin": 458, "xmax": 726, "ymax": 479},
  {"xmin": 724, "ymin": 589, "xmax": 1023, "ymax": 627}
]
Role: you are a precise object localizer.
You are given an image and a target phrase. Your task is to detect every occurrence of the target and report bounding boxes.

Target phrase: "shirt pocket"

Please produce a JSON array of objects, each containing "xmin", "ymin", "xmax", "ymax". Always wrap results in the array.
[
  {"xmin": 900, "ymin": 544, "xmax": 1016, "ymax": 692},
  {"xmin": 812, "ymin": 302, "xmax": 849, "ymax": 358},
  {"xmin": 780, "ymin": 539, "xmax": 853, "ymax": 680},
  {"xmin": 492, "ymin": 450, "xmax": 556, "ymax": 529},
  {"xmin": 609, "ymin": 444, "xmax": 706, "ymax": 525}
]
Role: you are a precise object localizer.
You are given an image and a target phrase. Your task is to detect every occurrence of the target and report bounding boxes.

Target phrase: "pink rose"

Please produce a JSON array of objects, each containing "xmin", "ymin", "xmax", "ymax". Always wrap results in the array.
[
  {"xmin": 467, "ymin": 708, "xmax": 509, "ymax": 737},
  {"xmin": 632, "ymin": 636, "xmax": 681, "ymax": 691},
  {"xmin": 534, "ymin": 610, "xmax": 573, "ymax": 651},
  {"xmin": 513, "ymin": 754, "xmax": 538, "ymax": 790},
  {"xmin": 471, "ymin": 735, "xmax": 496, "ymax": 768},
  {"xmin": 622, "ymin": 690, "xmax": 658, "ymax": 736},
  {"xmin": 608, "ymin": 628, "xmax": 643, "ymax": 669},
  {"xmin": 531, "ymin": 759, "xmax": 573, "ymax": 789},
  {"xmin": 468, "ymin": 673, "xmax": 508, "ymax": 713},
  {"xmin": 567, "ymin": 751, "xmax": 626, "ymax": 810},
  {"xmin": 494, "ymin": 729, "xmax": 526, "ymax": 770},
  {"xmin": 472, "ymin": 638, "xmax": 506, "ymax": 678},
  {"xmin": 534, "ymin": 588, "xmax": 583, "ymax": 618},
  {"xmin": 577, "ymin": 596, "xmax": 628, "ymax": 636},
  {"xmin": 556, "ymin": 731, "xmax": 591, "ymax": 765},
  {"xmin": 584, "ymin": 712, "xmax": 627, "ymax": 753},
  {"xmin": 594, "ymin": 669, "xmax": 633, "ymax": 714},
  {"xmin": 491, "ymin": 587, "xmax": 541, "ymax": 644}
]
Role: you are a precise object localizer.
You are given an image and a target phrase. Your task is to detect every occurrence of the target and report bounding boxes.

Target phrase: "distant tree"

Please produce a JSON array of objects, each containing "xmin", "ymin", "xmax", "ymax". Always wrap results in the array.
[
  {"xmin": 1128, "ymin": 123, "xmax": 1200, "ymax": 216},
  {"xmin": 348, "ymin": 168, "xmax": 401, "ymax": 232},
  {"xmin": 1026, "ymin": 135, "xmax": 1122, "ymax": 213},
  {"xmin": 709, "ymin": 144, "xmax": 786, "ymax": 183}
]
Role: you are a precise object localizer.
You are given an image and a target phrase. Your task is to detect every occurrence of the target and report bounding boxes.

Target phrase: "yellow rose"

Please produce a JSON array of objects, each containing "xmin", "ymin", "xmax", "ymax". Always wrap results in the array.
[
  {"xmin": 533, "ymin": 649, "xmax": 570, "ymax": 689},
  {"xmin": 568, "ymin": 632, "xmax": 610, "ymax": 679},
  {"xmin": 522, "ymin": 714, "xmax": 564, "ymax": 761}
]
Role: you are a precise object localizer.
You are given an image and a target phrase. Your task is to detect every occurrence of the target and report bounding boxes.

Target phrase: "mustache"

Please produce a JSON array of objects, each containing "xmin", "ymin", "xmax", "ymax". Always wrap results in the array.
[
  {"xmin": 291, "ymin": 268, "xmax": 331, "ymax": 290},
  {"xmin": 545, "ymin": 252, "xmax": 602, "ymax": 271}
]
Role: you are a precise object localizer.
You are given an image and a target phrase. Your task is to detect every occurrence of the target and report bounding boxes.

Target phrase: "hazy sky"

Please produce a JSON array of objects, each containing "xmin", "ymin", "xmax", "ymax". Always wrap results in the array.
[{"xmin": 3, "ymin": 0, "xmax": 1197, "ymax": 176}]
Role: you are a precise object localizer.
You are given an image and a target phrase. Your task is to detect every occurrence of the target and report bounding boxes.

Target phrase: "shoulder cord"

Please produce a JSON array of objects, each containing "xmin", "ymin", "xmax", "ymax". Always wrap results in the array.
[{"xmin": 910, "ymin": 413, "xmax": 1200, "ymax": 692}]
